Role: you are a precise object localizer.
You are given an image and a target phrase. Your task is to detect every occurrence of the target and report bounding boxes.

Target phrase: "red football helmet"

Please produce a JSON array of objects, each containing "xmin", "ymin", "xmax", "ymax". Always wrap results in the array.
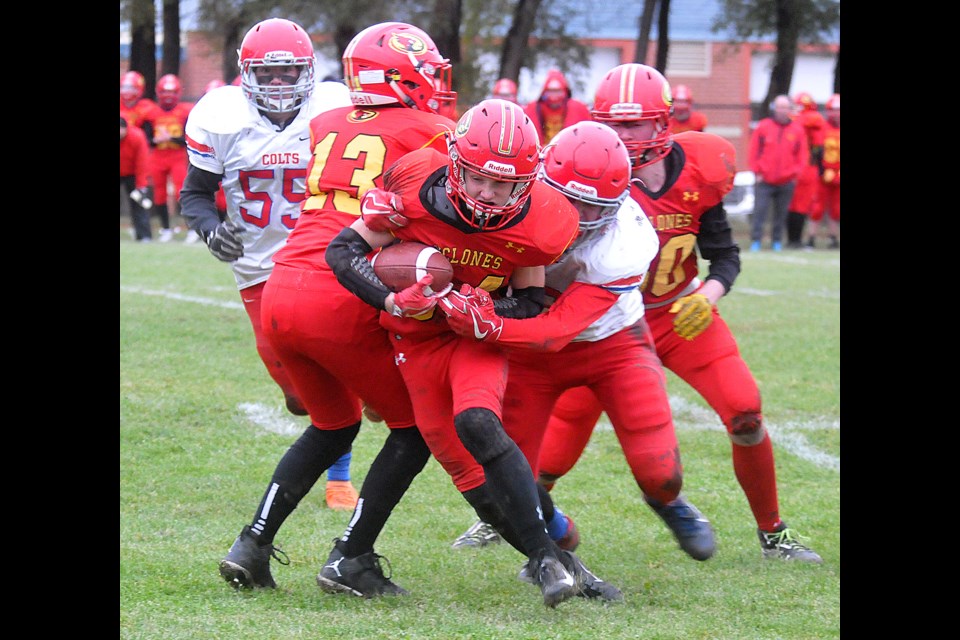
[
  {"xmin": 492, "ymin": 78, "xmax": 518, "ymax": 103},
  {"xmin": 342, "ymin": 22, "xmax": 456, "ymax": 118},
  {"xmin": 591, "ymin": 63, "xmax": 673, "ymax": 169},
  {"xmin": 540, "ymin": 121, "xmax": 631, "ymax": 231},
  {"xmin": 446, "ymin": 99, "xmax": 541, "ymax": 230},
  {"xmin": 237, "ymin": 18, "xmax": 315, "ymax": 115},
  {"xmin": 120, "ymin": 71, "xmax": 145, "ymax": 107},
  {"xmin": 793, "ymin": 91, "xmax": 817, "ymax": 112},
  {"xmin": 204, "ymin": 79, "xmax": 227, "ymax": 95},
  {"xmin": 825, "ymin": 93, "xmax": 840, "ymax": 127},
  {"xmin": 156, "ymin": 74, "xmax": 182, "ymax": 110}
]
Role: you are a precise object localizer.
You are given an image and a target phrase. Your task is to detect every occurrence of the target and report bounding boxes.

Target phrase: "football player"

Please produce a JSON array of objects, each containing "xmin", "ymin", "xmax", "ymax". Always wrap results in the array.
[
  {"xmin": 440, "ymin": 121, "xmax": 716, "ymax": 568},
  {"xmin": 179, "ymin": 19, "xmax": 362, "ymax": 588},
  {"xmin": 534, "ymin": 64, "xmax": 822, "ymax": 563},
  {"xmin": 119, "ymin": 70, "xmax": 157, "ymax": 129},
  {"xmin": 667, "ymin": 84, "xmax": 708, "ymax": 134},
  {"xmin": 786, "ymin": 92, "xmax": 827, "ymax": 248},
  {"xmin": 141, "ymin": 74, "xmax": 193, "ymax": 242},
  {"xmin": 806, "ymin": 93, "xmax": 840, "ymax": 249},
  {"xmin": 215, "ymin": 21, "xmax": 456, "ymax": 594},
  {"xmin": 322, "ymin": 98, "xmax": 620, "ymax": 607}
]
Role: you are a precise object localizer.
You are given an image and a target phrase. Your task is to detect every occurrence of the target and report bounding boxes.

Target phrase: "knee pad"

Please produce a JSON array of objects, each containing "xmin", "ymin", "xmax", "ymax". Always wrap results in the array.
[
  {"xmin": 728, "ymin": 412, "xmax": 765, "ymax": 446},
  {"xmin": 454, "ymin": 408, "xmax": 513, "ymax": 465}
]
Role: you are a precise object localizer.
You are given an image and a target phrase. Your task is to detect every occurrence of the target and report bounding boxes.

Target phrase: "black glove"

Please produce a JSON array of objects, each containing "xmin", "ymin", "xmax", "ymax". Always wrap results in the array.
[
  {"xmin": 204, "ymin": 221, "xmax": 244, "ymax": 262},
  {"xmin": 129, "ymin": 186, "xmax": 153, "ymax": 210}
]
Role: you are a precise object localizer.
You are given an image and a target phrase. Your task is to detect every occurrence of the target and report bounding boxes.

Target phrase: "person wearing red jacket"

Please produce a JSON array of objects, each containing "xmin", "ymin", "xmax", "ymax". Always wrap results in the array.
[
  {"xmin": 523, "ymin": 69, "xmax": 591, "ymax": 145},
  {"xmin": 747, "ymin": 95, "xmax": 808, "ymax": 251},
  {"xmin": 142, "ymin": 74, "xmax": 194, "ymax": 242},
  {"xmin": 786, "ymin": 92, "xmax": 827, "ymax": 248},
  {"xmin": 806, "ymin": 93, "xmax": 840, "ymax": 249},
  {"xmin": 120, "ymin": 116, "xmax": 154, "ymax": 242},
  {"xmin": 668, "ymin": 84, "xmax": 708, "ymax": 134}
]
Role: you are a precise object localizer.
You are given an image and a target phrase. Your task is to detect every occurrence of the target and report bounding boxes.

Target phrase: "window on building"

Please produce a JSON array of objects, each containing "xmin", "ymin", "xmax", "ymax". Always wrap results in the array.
[{"xmin": 665, "ymin": 41, "xmax": 710, "ymax": 78}]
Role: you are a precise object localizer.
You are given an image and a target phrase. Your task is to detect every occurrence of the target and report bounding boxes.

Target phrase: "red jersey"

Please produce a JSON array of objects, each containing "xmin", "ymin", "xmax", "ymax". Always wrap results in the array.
[
  {"xmin": 143, "ymin": 102, "xmax": 194, "ymax": 152},
  {"xmin": 275, "ymin": 106, "xmax": 455, "ymax": 270},
  {"xmin": 794, "ymin": 109, "xmax": 826, "ymax": 160},
  {"xmin": 382, "ymin": 147, "xmax": 580, "ymax": 338},
  {"xmin": 119, "ymin": 123, "xmax": 151, "ymax": 189},
  {"xmin": 636, "ymin": 131, "xmax": 736, "ymax": 307},
  {"xmin": 119, "ymin": 97, "xmax": 157, "ymax": 129},
  {"xmin": 522, "ymin": 99, "xmax": 592, "ymax": 145},
  {"xmin": 668, "ymin": 111, "xmax": 708, "ymax": 134},
  {"xmin": 821, "ymin": 121, "xmax": 840, "ymax": 184}
]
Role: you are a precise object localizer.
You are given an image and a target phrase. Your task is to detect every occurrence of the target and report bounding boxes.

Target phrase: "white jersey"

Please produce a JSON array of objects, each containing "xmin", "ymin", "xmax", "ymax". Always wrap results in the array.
[
  {"xmin": 545, "ymin": 196, "xmax": 659, "ymax": 342},
  {"xmin": 185, "ymin": 82, "xmax": 351, "ymax": 289}
]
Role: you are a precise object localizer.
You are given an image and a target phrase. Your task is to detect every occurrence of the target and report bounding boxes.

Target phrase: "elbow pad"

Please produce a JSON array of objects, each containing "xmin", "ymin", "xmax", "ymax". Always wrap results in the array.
[
  {"xmin": 493, "ymin": 286, "xmax": 545, "ymax": 319},
  {"xmin": 325, "ymin": 228, "xmax": 392, "ymax": 311}
]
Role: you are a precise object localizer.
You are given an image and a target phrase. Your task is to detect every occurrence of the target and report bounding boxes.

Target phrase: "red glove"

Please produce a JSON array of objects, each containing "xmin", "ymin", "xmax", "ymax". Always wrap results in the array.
[
  {"xmin": 389, "ymin": 273, "xmax": 453, "ymax": 318},
  {"xmin": 361, "ymin": 188, "xmax": 409, "ymax": 232},
  {"xmin": 439, "ymin": 285, "xmax": 503, "ymax": 341}
]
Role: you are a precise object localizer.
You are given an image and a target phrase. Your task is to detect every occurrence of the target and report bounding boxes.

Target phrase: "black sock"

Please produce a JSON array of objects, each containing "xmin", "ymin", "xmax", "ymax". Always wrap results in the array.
[
  {"xmin": 340, "ymin": 427, "xmax": 431, "ymax": 557},
  {"xmin": 249, "ymin": 422, "xmax": 360, "ymax": 544}
]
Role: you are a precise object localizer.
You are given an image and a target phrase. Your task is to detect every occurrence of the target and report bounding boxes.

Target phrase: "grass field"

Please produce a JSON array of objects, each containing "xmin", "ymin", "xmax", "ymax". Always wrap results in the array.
[{"xmin": 119, "ymin": 224, "xmax": 840, "ymax": 640}]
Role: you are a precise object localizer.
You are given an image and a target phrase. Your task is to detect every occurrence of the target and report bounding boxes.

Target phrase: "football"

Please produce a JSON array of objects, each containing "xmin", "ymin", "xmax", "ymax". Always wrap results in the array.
[{"xmin": 371, "ymin": 241, "xmax": 454, "ymax": 293}]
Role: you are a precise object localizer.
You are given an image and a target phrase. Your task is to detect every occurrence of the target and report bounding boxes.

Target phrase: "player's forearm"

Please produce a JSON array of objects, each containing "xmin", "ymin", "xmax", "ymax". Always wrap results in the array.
[
  {"xmin": 180, "ymin": 164, "xmax": 224, "ymax": 236},
  {"xmin": 325, "ymin": 227, "xmax": 392, "ymax": 311}
]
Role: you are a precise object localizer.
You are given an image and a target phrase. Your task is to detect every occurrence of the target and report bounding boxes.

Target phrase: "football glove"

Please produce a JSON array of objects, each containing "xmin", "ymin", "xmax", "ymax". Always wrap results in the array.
[
  {"xmin": 129, "ymin": 186, "xmax": 153, "ymax": 210},
  {"xmin": 390, "ymin": 273, "xmax": 453, "ymax": 318},
  {"xmin": 669, "ymin": 293, "xmax": 713, "ymax": 341},
  {"xmin": 822, "ymin": 168, "xmax": 838, "ymax": 184},
  {"xmin": 204, "ymin": 221, "xmax": 244, "ymax": 262},
  {"xmin": 361, "ymin": 188, "xmax": 409, "ymax": 232},
  {"xmin": 439, "ymin": 285, "xmax": 503, "ymax": 342}
]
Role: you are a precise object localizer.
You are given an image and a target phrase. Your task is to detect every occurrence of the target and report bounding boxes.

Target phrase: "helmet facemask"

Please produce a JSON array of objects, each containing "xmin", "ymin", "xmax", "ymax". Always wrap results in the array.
[{"xmin": 241, "ymin": 58, "xmax": 315, "ymax": 115}]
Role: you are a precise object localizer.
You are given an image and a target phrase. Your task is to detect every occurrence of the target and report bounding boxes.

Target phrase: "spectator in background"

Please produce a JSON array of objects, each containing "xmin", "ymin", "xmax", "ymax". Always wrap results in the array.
[
  {"xmin": 668, "ymin": 84, "xmax": 707, "ymax": 133},
  {"xmin": 120, "ymin": 70, "xmax": 157, "ymax": 129},
  {"xmin": 120, "ymin": 116, "xmax": 154, "ymax": 242},
  {"xmin": 806, "ymin": 93, "xmax": 840, "ymax": 249},
  {"xmin": 523, "ymin": 69, "xmax": 591, "ymax": 145},
  {"xmin": 142, "ymin": 74, "xmax": 194, "ymax": 243},
  {"xmin": 785, "ymin": 92, "xmax": 826, "ymax": 249},
  {"xmin": 491, "ymin": 77, "xmax": 519, "ymax": 104},
  {"xmin": 747, "ymin": 95, "xmax": 807, "ymax": 252}
]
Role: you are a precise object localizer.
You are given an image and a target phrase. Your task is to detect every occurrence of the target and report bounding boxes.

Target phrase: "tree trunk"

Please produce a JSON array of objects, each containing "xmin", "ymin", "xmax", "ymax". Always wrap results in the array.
[
  {"xmin": 128, "ymin": 0, "xmax": 157, "ymax": 99},
  {"xmin": 161, "ymin": 0, "xmax": 181, "ymax": 77},
  {"xmin": 833, "ymin": 44, "xmax": 840, "ymax": 94},
  {"xmin": 430, "ymin": 0, "xmax": 463, "ymax": 70},
  {"xmin": 634, "ymin": 0, "xmax": 657, "ymax": 64},
  {"xmin": 761, "ymin": 0, "xmax": 800, "ymax": 119},
  {"xmin": 654, "ymin": 0, "xmax": 670, "ymax": 73},
  {"xmin": 499, "ymin": 0, "xmax": 541, "ymax": 85}
]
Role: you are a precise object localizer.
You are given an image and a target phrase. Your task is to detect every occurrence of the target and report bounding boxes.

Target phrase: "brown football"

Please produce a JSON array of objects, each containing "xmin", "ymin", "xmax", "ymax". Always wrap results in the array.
[{"xmin": 371, "ymin": 241, "xmax": 454, "ymax": 293}]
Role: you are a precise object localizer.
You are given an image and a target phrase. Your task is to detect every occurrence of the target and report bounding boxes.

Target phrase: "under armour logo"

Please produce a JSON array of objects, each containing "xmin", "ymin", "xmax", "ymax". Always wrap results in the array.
[
  {"xmin": 682, "ymin": 191, "xmax": 700, "ymax": 202},
  {"xmin": 505, "ymin": 241, "xmax": 525, "ymax": 253}
]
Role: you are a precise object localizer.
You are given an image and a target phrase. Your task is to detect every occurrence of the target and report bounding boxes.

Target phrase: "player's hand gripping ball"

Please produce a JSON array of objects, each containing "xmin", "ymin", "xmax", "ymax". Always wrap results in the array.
[{"xmin": 371, "ymin": 241, "xmax": 454, "ymax": 294}]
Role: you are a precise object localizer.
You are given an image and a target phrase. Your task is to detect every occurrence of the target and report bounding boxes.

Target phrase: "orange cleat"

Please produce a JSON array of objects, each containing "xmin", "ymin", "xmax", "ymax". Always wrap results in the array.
[{"xmin": 325, "ymin": 480, "xmax": 359, "ymax": 511}]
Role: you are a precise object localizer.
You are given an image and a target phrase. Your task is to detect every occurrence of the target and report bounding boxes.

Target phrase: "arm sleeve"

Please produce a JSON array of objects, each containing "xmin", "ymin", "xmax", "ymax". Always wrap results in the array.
[
  {"xmin": 325, "ymin": 227, "xmax": 392, "ymax": 311},
  {"xmin": 493, "ymin": 286, "xmax": 545, "ymax": 319},
  {"xmin": 696, "ymin": 203, "xmax": 741, "ymax": 294},
  {"xmin": 496, "ymin": 282, "xmax": 619, "ymax": 352},
  {"xmin": 180, "ymin": 164, "xmax": 225, "ymax": 237}
]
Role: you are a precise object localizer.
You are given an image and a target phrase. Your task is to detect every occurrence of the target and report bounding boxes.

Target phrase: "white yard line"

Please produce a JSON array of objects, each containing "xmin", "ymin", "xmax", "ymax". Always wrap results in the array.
[{"xmin": 120, "ymin": 285, "xmax": 243, "ymax": 310}]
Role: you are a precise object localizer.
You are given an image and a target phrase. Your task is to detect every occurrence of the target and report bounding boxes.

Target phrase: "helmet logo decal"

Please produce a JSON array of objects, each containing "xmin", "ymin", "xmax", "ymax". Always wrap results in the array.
[
  {"xmin": 388, "ymin": 33, "xmax": 427, "ymax": 56},
  {"xmin": 348, "ymin": 109, "xmax": 379, "ymax": 123},
  {"xmin": 565, "ymin": 180, "xmax": 599, "ymax": 198},
  {"xmin": 662, "ymin": 81, "xmax": 673, "ymax": 108},
  {"xmin": 263, "ymin": 50, "xmax": 296, "ymax": 64},
  {"xmin": 496, "ymin": 102, "xmax": 516, "ymax": 156},
  {"xmin": 455, "ymin": 109, "xmax": 473, "ymax": 137}
]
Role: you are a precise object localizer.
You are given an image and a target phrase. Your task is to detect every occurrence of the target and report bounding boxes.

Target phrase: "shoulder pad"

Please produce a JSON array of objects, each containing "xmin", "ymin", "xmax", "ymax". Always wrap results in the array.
[
  {"xmin": 305, "ymin": 81, "xmax": 352, "ymax": 119},
  {"xmin": 186, "ymin": 87, "xmax": 257, "ymax": 135},
  {"xmin": 673, "ymin": 131, "xmax": 737, "ymax": 193}
]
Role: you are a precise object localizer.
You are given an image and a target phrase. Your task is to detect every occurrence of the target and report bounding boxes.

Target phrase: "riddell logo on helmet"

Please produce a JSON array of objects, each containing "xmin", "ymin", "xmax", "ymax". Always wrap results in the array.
[
  {"xmin": 264, "ymin": 50, "xmax": 296, "ymax": 63},
  {"xmin": 483, "ymin": 161, "xmax": 516, "ymax": 175},
  {"xmin": 565, "ymin": 181, "xmax": 598, "ymax": 197}
]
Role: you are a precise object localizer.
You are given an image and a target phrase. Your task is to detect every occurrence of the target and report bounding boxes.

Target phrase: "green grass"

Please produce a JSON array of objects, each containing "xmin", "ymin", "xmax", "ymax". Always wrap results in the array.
[{"xmin": 120, "ymin": 225, "xmax": 839, "ymax": 640}]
